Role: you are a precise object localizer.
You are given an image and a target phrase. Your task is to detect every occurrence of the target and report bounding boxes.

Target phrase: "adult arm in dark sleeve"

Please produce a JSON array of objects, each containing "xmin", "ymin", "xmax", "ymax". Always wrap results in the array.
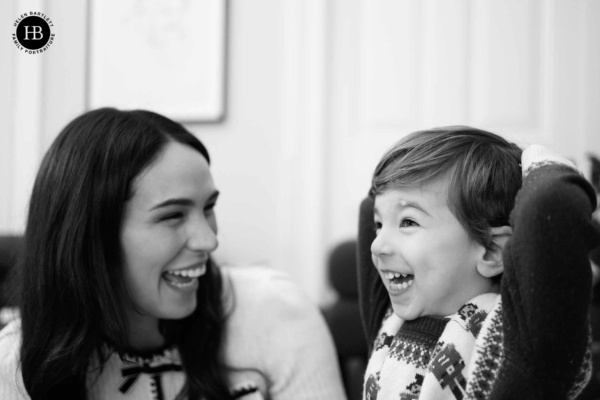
[{"xmin": 491, "ymin": 161, "xmax": 600, "ymax": 399}]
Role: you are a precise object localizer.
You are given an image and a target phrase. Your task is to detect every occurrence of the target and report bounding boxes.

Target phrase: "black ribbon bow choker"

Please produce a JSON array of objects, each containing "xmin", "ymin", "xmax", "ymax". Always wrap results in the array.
[{"xmin": 119, "ymin": 361, "xmax": 183, "ymax": 394}]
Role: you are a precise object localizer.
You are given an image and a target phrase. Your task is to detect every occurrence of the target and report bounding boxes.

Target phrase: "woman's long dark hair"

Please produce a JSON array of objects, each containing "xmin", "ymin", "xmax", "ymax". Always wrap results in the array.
[{"xmin": 19, "ymin": 108, "xmax": 233, "ymax": 399}]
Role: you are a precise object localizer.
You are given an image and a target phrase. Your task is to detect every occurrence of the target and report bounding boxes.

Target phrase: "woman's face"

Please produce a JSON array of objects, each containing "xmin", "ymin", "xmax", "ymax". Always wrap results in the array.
[{"xmin": 120, "ymin": 141, "xmax": 219, "ymax": 330}]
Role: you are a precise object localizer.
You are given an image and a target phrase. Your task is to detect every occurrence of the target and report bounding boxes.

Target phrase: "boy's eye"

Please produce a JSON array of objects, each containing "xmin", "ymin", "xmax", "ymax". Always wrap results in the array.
[
  {"xmin": 399, "ymin": 218, "xmax": 418, "ymax": 228},
  {"xmin": 373, "ymin": 221, "xmax": 382, "ymax": 234}
]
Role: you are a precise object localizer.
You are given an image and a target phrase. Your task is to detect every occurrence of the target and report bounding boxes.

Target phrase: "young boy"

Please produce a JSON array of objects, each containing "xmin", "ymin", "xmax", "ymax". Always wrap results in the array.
[{"xmin": 359, "ymin": 126, "xmax": 599, "ymax": 399}]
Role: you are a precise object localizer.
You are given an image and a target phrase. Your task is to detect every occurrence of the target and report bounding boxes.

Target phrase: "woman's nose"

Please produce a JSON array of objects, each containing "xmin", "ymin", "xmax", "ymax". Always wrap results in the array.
[{"xmin": 186, "ymin": 217, "xmax": 218, "ymax": 253}]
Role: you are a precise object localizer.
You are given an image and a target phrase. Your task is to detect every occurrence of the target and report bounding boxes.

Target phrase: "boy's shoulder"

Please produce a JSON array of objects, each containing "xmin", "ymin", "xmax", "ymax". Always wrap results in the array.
[{"xmin": 450, "ymin": 293, "xmax": 500, "ymax": 338}]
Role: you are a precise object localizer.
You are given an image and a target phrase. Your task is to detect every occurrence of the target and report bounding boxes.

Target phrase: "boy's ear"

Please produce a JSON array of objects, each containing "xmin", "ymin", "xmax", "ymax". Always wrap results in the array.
[{"xmin": 476, "ymin": 226, "xmax": 513, "ymax": 278}]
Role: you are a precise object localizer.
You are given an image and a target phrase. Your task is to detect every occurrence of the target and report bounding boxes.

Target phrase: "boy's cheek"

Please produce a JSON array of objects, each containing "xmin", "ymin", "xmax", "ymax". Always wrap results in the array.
[{"xmin": 371, "ymin": 254, "xmax": 379, "ymax": 268}]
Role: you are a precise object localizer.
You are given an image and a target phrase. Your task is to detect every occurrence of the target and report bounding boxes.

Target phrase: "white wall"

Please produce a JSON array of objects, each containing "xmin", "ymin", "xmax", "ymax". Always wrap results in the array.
[
  {"xmin": 2, "ymin": 0, "xmax": 600, "ymax": 304},
  {"xmin": 1, "ymin": 0, "xmax": 334, "ymax": 303},
  {"xmin": 324, "ymin": 0, "xmax": 600, "ymax": 248}
]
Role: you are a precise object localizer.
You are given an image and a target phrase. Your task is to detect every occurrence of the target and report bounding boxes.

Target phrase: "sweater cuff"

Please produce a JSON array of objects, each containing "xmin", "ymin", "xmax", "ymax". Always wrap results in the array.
[{"xmin": 521, "ymin": 144, "xmax": 579, "ymax": 178}]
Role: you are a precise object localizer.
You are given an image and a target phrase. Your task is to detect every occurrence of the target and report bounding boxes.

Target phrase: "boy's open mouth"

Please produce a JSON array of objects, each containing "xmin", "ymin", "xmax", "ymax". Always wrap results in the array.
[{"xmin": 384, "ymin": 271, "xmax": 414, "ymax": 291}]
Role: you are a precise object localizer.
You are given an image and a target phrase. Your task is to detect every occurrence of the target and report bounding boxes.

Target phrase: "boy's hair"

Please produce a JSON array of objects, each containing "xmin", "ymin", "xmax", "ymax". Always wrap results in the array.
[{"xmin": 370, "ymin": 126, "xmax": 522, "ymax": 250}]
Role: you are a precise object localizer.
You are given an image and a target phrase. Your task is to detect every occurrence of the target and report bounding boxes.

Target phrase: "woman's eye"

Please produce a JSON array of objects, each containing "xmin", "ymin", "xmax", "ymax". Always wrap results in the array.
[
  {"xmin": 160, "ymin": 212, "xmax": 184, "ymax": 221},
  {"xmin": 399, "ymin": 218, "xmax": 418, "ymax": 228},
  {"xmin": 204, "ymin": 203, "xmax": 216, "ymax": 215}
]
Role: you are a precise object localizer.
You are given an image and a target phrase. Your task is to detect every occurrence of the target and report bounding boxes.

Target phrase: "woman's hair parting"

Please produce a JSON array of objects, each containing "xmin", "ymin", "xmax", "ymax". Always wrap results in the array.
[
  {"xmin": 19, "ymin": 108, "xmax": 233, "ymax": 400},
  {"xmin": 371, "ymin": 126, "xmax": 522, "ymax": 250}
]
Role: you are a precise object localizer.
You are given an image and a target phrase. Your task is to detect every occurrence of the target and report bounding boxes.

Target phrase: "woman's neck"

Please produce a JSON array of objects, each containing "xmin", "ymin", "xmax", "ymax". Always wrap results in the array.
[{"xmin": 126, "ymin": 311, "xmax": 165, "ymax": 353}]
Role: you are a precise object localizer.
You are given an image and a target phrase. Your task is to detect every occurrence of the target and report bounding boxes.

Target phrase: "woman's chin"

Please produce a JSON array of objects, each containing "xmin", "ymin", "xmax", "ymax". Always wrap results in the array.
[{"xmin": 160, "ymin": 300, "xmax": 198, "ymax": 320}]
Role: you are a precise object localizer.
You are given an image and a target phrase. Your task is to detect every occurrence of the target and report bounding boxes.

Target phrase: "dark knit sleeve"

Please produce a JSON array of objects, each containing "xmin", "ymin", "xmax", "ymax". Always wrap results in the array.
[
  {"xmin": 492, "ymin": 164, "xmax": 600, "ymax": 399},
  {"xmin": 357, "ymin": 196, "xmax": 391, "ymax": 352}
]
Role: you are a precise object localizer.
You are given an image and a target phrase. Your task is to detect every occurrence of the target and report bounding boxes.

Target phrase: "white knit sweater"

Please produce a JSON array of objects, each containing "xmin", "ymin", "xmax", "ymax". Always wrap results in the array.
[{"xmin": 0, "ymin": 266, "xmax": 346, "ymax": 400}]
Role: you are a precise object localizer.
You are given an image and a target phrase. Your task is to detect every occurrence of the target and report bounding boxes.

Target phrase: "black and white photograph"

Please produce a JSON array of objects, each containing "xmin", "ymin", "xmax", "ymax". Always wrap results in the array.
[{"xmin": 1, "ymin": 1, "xmax": 600, "ymax": 399}]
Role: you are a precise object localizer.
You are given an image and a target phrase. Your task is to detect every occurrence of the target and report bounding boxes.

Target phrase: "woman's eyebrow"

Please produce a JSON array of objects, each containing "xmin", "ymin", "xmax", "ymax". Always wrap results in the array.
[
  {"xmin": 150, "ymin": 198, "xmax": 193, "ymax": 211},
  {"xmin": 151, "ymin": 190, "xmax": 220, "ymax": 211}
]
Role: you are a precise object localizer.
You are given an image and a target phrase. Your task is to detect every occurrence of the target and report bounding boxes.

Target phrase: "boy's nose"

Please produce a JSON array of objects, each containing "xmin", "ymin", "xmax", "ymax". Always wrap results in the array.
[
  {"xmin": 186, "ymin": 218, "xmax": 218, "ymax": 253},
  {"xmin": 371, "ymin": 231, "xmax": 390, "ymax": 257}
]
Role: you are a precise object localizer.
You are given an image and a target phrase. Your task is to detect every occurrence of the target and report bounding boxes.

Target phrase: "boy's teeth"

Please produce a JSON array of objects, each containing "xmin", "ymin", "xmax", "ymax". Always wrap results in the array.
[
  {"xmin": 390, "ymin": 279, "xmax": 413, "ymax": 290},
  {"xmin": 385, "ymin": 271, "xmax": 414, "ymax": 291},
  {"xmin": 386, "ymin": 272, "xmax": 406, "ymax": 279},
  {"xmin": 385, "ymin": 271, "xmax": 412, "ymax": 281}
]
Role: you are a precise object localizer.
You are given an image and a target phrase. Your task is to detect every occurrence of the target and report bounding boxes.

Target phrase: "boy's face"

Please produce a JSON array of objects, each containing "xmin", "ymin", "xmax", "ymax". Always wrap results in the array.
[{"xmin": 372, "ymin": 177, "xmax": 495, "ymax": 320}]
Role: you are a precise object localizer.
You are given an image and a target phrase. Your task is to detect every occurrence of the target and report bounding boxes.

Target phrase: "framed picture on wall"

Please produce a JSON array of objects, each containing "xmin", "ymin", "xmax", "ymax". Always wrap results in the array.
[{"xmin": 87, "ymin": 0, "xmax": 227, "ymax": 123}]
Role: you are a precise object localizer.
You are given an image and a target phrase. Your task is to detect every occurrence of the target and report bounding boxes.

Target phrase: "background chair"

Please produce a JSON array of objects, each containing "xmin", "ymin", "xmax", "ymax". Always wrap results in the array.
[
  {"xmin": 0, "ymin": 235, "xmax": 23, "ymax": 330},
  {"xmin": 0, "ymin": 235, "xmax": 22, "ymax": 308},
  {"xmin": 322, "ymin": 239, "xmax": 368, "ymax": 400}
]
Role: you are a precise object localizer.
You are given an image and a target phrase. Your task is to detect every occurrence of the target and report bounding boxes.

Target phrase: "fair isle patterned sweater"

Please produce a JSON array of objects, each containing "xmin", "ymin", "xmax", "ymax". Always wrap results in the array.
[
  {"xmin": 364, "ymin": 293, "xmax": 503, "ymax": 399},
  {"xmin": 359, "ymin": 146, "xmax": 600, "ymax": 400}
]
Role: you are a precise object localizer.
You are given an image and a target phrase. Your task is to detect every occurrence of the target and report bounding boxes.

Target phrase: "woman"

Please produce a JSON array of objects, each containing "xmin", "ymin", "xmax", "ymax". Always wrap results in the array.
[{"xmin": 0, "ymin": 108, "xmax": 346, "ymax": 400}]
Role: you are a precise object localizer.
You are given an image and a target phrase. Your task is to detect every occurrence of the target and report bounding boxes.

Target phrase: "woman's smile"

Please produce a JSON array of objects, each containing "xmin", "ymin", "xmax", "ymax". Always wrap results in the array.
[{"xmin": 162, "ymin": 264, "xmax": 207, "ymax": 291}]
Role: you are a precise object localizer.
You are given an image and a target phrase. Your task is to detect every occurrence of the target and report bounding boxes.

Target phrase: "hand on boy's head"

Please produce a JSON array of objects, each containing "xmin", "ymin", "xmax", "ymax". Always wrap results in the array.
[{"xmin": 521, "ymin": 144, "xmax": 579, "ymax": 177}]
